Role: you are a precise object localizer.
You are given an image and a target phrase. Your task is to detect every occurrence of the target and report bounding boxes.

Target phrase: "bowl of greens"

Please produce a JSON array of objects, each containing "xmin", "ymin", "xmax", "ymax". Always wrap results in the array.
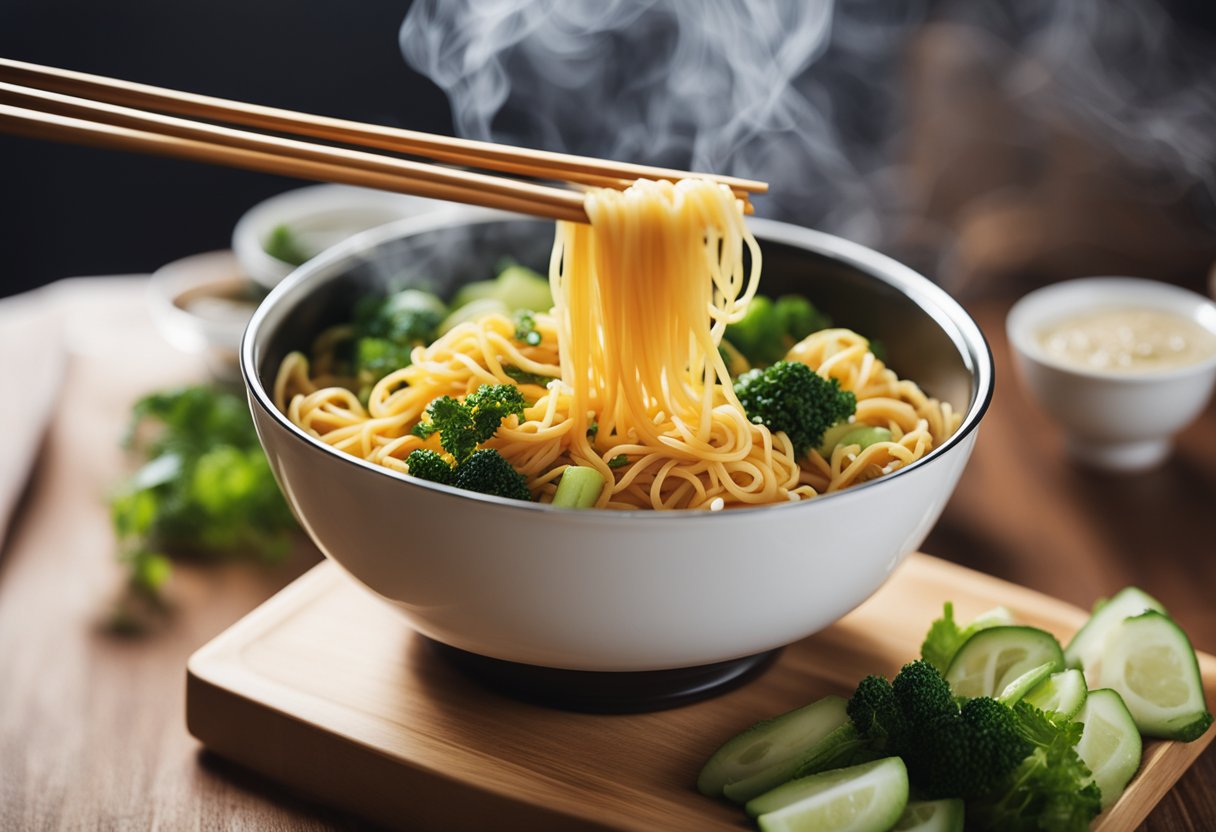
[
  {"xmin": 239, "ymin": 207, "xmax": 992, "ymax": 704},
  {"xmin": 232, "ymin": 184, "xmax": 450, "ymax": 289}
]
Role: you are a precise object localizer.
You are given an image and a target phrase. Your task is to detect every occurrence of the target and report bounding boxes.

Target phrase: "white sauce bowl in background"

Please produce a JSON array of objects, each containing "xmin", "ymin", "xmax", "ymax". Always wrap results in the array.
[{"xmin": 1007, "ymin": 277, "xmax": 1216, "ymax": 472}]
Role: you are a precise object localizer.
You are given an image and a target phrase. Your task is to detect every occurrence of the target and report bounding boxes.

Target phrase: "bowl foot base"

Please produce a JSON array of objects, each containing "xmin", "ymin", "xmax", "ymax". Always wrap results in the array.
[{"xmin": 424, "ymin": 638, "xmax": 780, "ymax": 713}]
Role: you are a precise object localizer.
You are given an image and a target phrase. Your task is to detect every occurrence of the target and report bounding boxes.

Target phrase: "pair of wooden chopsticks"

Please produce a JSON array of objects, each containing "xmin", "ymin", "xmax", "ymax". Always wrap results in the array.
[{"xmin": 0, "ymin": 58, "xmax": 767, "ymax": 223}]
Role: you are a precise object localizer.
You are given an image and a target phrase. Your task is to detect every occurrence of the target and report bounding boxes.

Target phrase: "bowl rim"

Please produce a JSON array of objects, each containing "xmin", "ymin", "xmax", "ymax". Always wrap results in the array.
[
  {"xmin": 241, "ymin": 207, "xmax": 994, "ymax": 519},
  {"xmin": 1006, "ymin": 276, "xmax": 1216, "ymax": 382}
]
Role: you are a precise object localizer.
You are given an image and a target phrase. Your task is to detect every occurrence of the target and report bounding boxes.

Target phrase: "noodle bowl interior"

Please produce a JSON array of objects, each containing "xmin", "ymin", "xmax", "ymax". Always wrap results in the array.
[{"xmin": 274, "ymin": 179, "xmax": 960, "ymax": 510}]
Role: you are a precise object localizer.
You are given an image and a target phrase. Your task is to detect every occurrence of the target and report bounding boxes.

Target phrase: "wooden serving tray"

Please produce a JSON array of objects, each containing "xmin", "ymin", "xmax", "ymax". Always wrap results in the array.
[{"xmin": 186, "ymin": 554, "xmax": 1216, "ymax": 831}]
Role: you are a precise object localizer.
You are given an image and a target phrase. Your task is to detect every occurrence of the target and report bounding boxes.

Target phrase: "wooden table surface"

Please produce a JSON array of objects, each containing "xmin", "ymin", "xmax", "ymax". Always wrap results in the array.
[{"xmin": 0, "ymin": 280, "xmax": 1213, "ymax": 831}]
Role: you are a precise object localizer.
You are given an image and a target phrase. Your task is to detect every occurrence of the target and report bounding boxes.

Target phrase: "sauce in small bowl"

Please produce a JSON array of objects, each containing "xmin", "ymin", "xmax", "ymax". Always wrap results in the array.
[
  {"xmin": 1008, "ymin": 278, "xmax": 1216, "ymax": 471},
  {"xmin": 1037, "ymin": 306, "xmax": 1216, "ymax": 375}
]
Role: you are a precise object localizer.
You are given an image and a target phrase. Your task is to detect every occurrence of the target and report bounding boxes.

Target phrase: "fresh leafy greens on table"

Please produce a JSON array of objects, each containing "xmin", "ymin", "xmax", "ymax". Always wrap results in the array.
[{"xmin": 110, "ymin": 386, "xmax": 297, "ymax": 628}]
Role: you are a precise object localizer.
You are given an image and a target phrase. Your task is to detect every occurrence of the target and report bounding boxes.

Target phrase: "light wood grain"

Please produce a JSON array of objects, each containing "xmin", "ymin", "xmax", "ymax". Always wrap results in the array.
[{"xmin": 186, "ymin": 556, "xmax": 1216, "ymax": 832}]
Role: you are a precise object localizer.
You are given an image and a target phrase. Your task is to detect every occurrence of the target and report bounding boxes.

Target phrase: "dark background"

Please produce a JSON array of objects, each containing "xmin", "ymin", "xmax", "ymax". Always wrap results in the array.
[
  {"xmin": 0, "ymin": 0, "xmax": 452, "ymax": 296},
  {"xmin": 3, "ymin": 1, "xmax": 1216, "ymax": 299}
]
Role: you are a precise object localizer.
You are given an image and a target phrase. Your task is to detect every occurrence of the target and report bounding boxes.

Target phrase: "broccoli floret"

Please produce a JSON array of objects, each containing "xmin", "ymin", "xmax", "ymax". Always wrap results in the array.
[
  {"xmin": 725, "ymin": 296, "xmax": 785, "ymax": 367},
  {"xmin": 407, "ymin": 385, "xmax": 531, "ymax": 500},
  {"xmin": 355, "ymin": 289, "xmax": 446, "ymax": 345},
  {"xmin": 847, "ymin": 660, "xmax": 1035, "ymax": 804},
  {"xmin": 464, "ymin": 384, "xmax": 528, "ymax": 444},
  {"xmin": 734, "ymin": 361, "xmax": 856, "ymax": 456},
  {"xmin": 422, "ymin": 396, "xmax": 477, "ymax": 462},
  {"xmin": 774, "ymin": 295, "xmax": 831, "ymax": 343},
  {"xmin": 892, "ymin": 659, "xmax": 957, "ymax": 727},
  {"xmin": 452, "ymin": 448, "xmax": 532, "ymax": 501},
  {"xmin": 917, "ymin": 697, "xmax": 1033, "ymax": 800},
  {"xmin": 349, "ymin": 289, "xmax": 447, "ymax": 387},
  {"xmin": 513, "ymin": 310, "xmax": 542, "ymax": 346},
  {"xmin": 969, "ymin": 703, "xmax": 1101, "ymax": 829},
  {"xmin": 848, "ymin": 674, "xmax": 907, "ymax": 752},
  {"xmin": 413, "ymin": 386, "xmax": 525, "ymax": 464},
  {"xmin": 354, "ymin": 337, "xmax": 413, "ymax": 382},
  {"xmin": 404, "ymin": 449, "xmax": 453, "ymax": 485},
  {"xmin": 723, "ymin": 294, "xmax": 833, "ymax": 368}
]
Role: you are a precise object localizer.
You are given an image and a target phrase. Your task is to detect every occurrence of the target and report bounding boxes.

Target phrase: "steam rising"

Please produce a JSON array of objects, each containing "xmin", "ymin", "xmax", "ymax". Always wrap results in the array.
[{"xmin": 401, "ymin": 0, "xmax": 1216, "ymax": 249}]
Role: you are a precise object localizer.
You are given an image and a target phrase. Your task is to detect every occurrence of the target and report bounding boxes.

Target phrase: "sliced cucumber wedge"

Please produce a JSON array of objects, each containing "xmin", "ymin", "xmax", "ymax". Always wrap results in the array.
[
  {"xmin": 944, "ymin": 626, "xmax": 1065, "ymax": 700},
  {"xmin": 697, "ymin": 695, "xmax": 850, "ymax": 798},
  {"xmin": 746, "ymin": 757, "xmax": 909, "ymax": 832},
  {"xmin": 997, "ymin": 661, "xmax": 1057, "ymax": 706},
  {"xmin": 1074, "ymin": 688, "xmax": 1142, "ymax": 810},
  {"xmin": 893, "ymin": 798, "xmax": 965, "ymax": 832},
  {"xmin": 1064, "ymin": 586, "xmax": 1165, "ymax": 680},
  {"xmin": 1098, "ymin": 610, "xmax": 1213, "ymax": 741},
  {"xmin": 1023, "ymin": 668, "xmax": 1088, "ymax": 722}
]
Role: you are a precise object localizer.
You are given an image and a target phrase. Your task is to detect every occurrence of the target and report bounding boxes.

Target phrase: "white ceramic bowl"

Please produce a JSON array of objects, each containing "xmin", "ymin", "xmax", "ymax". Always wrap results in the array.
[
  {"xmin": 241, "ymin": 208, "xmax": 993, "ymax": 673},
  {"xmin": 148, "ymin": 250, "xmax": 258, "ymax": 384},
  {"xmin": 232, "ymin": 184, "xmax": 452, "ymax": 288},
  {"xmin": 1007, "ymin": 277, "xmax": 1216, "ymax": 471}
]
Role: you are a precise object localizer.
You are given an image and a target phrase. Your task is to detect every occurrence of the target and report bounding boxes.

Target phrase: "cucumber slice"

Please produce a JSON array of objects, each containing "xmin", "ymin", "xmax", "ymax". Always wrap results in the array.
[
  {"xmin": 1098, "ymin": 610, "xmax": 1213, "ymax": 741},
  {"xmin": 697, "ymin": 695, "xmax": 850, "ymax": 798},
  {"xmin": 893, "ymin": 798, "xmax": 965, "ymax": 832},
  {"xmin": 815, "ymin": 423, "xmax": 893, "ymax": 457},
  {"xmin": 437, "ymin": 297, "xmax": 509, "ymax": 335},
  {"xmin": 725, "ymin": 722, "xmax": 863, "ymax": 803},
  {"xmin": 944, "ymin": 626, "xmax": 1065, "ymax": 699},
  {"xmin": 1064, "ymin": 587, "xmax": 1165, "ymax": 680},
  {"xmin": 1023, "ymin": 669, "xmax": 1088, "ymax": 722},
  {"xmin": 1074, "ymin": 688, "xmax": 1142, "ymax": 810},
  {"xmin": 997, "ymin": 661, "xmax": 1056, "ymax": 706},
  {"xmin": 746, "ymin": 757, "xmax": 908, "ymax": 832}
]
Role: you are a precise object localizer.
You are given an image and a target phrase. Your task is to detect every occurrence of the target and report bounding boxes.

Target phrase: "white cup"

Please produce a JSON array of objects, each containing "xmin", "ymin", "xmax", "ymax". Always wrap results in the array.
[{"xmin": 1007, "ymin": 277, "xmax": 1216, "ymax": 471}]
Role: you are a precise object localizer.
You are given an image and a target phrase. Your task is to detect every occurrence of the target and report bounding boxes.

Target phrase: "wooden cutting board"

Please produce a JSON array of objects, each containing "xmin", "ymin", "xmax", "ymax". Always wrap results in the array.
[{"xmin": 186, "ymin": 553, "xmax": 1216, "ymax": 832}]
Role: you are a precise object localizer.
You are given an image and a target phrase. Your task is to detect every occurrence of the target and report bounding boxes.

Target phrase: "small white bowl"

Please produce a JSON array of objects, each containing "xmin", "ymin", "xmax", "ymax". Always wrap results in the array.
[
  {"xmin": 148, "ymin": 250, "xmax": 259, "ymax": 384},
  {"xmin": 1007, "ymin": 277, "xmax": 1216, "ymax": 471},
  {"xmin": 232, "ymin": 184, "xmax": 451, "ymax": 289}
]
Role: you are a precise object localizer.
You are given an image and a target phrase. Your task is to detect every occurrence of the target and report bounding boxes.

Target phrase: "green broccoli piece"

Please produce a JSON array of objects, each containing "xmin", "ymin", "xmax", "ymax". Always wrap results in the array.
[
  {"xmin": 416, "ymin": 385, "xmax": 524, "ymax": 465},
  {"xmin": 350, "ymin": 289, "xmax": 447, "ymax": 386},
  {"xmin": 452, "ymin": 448, "xmax": 532, "ymax": 501},
  {"xmin": 424, "ymin": 395, "xmax": 477, "ymax": 463},
  {"xmin": 848, "ymin": 674, "xmax": 907, "ymax": 752},
  {"xmin": 724, "ymin": 296, "xmax": 785, "ymax": 367},
  {"xmin": 407, "ymin": 385, "xmax": 531, "ymax": 500},
  {"xmin": 464, "ymin": 384, "xmax": 527, "ymax": 444},
  {"xmin": 355, "ymin": 289, "xmax": 446, "ymax": 345},
  {"xmin": 969, "ymin": 703, "xmax": 1101, "ymax": 830},
  {"xmin": 734, "ymin": 361, "xmax": 856, "ymax": 456},
  {"xmin": 724, "ymin": 294, "xmax": 833, "ymax": 368},
  {"xmin": 916, "ymin": 697, "xmax": 1033, "ymax": 800},
  {"xmin": 892, "ymin": 659, "xmax": 957, "ymax": 728},
  {"xmin": 774, "ymin": 295, "xmax": 831, "ymax": 343},
  {"xmin": 404, "ymin": 449, "xmax": 453, "ymax": 485},
  {"xmin": 264, "ymin": 224, "xmax": 310, "ymax": 266},
  {"xmin": 354, "ymin": 337, "xmax": 413, "ymax": 382},
  {"xmin": 848, "ymin": 660, "xmax": 1037, "ymax": 804},
  {"xmin": 513, "ymin": 310, "xmax": 542, "ymax": 346}
]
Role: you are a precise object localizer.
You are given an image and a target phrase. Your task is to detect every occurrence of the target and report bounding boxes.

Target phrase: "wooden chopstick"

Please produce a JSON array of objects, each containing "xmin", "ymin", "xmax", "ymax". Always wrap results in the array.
[
  {"xmin": 0, "ymin": 57, "xmax": 767, "ymax": 199},
  {"xmin": 0, "ymin": 103, "xmax": 591, "ymax": 222},
  {"xmin": 0, "ymin": 81, "xmax": 589, "ymax": 221}
]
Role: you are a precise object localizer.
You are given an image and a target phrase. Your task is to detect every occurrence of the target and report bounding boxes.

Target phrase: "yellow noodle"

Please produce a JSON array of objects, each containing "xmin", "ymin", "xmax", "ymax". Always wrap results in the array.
[{"xmin": 277, "ymin": 178, "xmax": 961, "ymax": 509}]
